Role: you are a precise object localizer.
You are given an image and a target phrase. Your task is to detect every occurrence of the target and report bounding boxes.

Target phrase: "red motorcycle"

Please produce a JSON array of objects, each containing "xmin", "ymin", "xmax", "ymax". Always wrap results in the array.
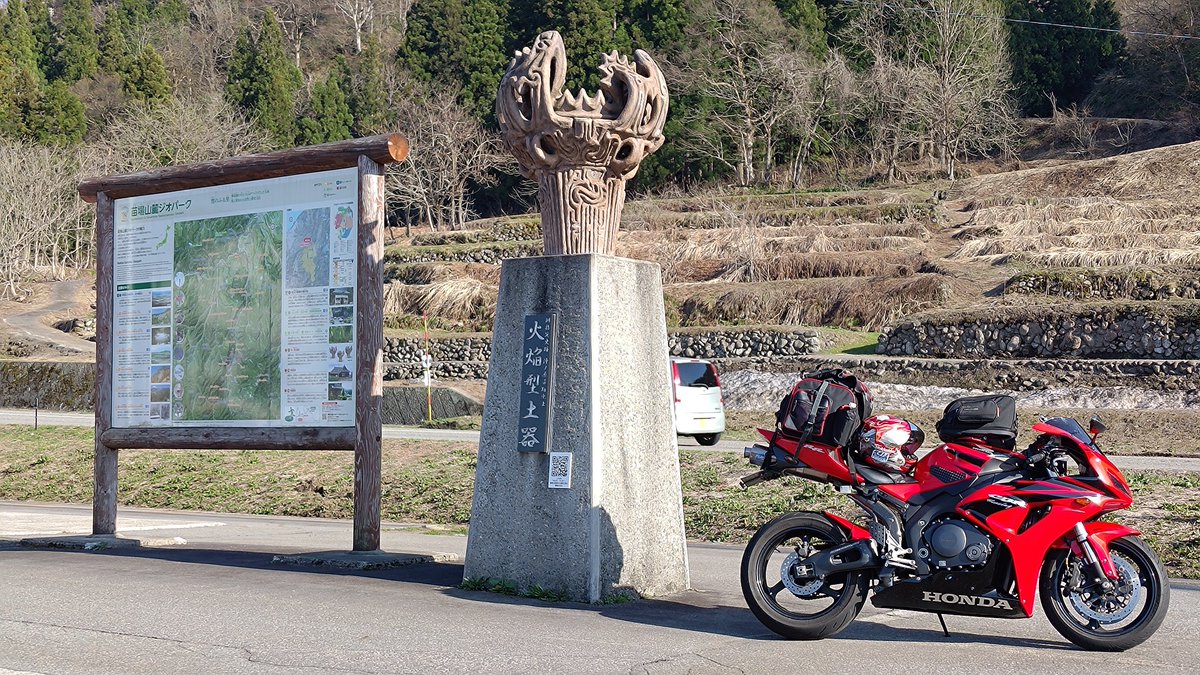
[{"xmin": 739, "ymin": 415, "xmax": 1170, "ymax": 651}]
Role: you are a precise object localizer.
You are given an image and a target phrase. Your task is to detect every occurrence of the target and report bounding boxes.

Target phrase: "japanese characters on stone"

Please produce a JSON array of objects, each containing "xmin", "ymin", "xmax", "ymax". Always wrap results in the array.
[{"xmin": 517, "ymin": 313, "xmax": 556, "ymax": 453}]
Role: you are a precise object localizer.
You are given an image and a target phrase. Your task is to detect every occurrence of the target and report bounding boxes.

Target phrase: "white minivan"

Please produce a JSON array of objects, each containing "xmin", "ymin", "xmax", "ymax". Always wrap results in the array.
[{"xmin": 671, "ymin": 357, "xmax": 726, "ymax": 446}]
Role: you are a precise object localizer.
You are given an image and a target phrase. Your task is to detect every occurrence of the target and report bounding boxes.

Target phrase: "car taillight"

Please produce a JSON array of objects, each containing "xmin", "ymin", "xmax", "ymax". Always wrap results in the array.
[
  {"xmin": 711, "ymin": 366, "xmax": 723, "ymax": 404},
  {"xmin": 671, "ymin": 362, "xmax": 681, "ymax": 403}
]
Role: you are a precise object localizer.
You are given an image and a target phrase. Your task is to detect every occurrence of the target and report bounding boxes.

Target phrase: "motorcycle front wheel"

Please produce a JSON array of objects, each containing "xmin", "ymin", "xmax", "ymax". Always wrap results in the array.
[
  {"xmin": 1040, "ymin": 534, "xmax": 1170, "ymax": 651},
  {"xmin": 740, "ymin": 511, "xmax": 869, "ymax": 640}
]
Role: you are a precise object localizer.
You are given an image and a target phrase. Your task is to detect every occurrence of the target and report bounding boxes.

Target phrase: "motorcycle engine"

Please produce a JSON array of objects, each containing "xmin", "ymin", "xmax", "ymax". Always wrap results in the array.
[{"xmin": 918, "ymin": 518, "xmax": 994, "ymax": 570}]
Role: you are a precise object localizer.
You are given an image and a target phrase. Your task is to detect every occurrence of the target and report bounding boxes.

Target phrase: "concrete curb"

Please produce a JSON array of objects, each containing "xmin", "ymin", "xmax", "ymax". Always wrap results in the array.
[
  {"xmin": 271, "ymin": 550, "xmax": 460, "ymax": 570},
  {"xmin": 19, "ymin": 535, "xmax": 148, "ymax": 550}
]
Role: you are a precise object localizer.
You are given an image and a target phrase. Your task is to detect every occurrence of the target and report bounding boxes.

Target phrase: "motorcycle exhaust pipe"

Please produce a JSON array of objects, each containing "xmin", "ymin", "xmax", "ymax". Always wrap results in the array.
[
  {"xmin": 740, "ymin": 471, "xmax": 768, "ymax": 488},
  {"xmin": 744, "ymin": 445, "xmax": 768, "ymax": 466}
]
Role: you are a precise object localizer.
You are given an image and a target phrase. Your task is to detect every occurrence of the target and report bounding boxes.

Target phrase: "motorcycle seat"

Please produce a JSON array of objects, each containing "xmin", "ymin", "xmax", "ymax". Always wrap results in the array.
[{"xmin": 857, "ymin": 465, "xmax": 915, "ymax": 485}]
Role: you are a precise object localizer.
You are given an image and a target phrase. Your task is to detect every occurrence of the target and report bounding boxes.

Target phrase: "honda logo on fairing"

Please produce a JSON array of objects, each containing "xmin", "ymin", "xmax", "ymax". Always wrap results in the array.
[{"xmin": 922, "ymin": 591, "xmax": 1013, "ymax": 610}]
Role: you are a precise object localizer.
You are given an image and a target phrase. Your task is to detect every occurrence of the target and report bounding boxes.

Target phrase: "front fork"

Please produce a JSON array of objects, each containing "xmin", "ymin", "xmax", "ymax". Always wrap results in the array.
[{"xmin": 1071, "ymin": 523, "xmax": 1119, "ymax": 588}]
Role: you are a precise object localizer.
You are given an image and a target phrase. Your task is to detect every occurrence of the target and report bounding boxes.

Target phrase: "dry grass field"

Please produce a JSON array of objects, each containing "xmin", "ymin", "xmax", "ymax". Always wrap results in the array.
[{"xmin": 379, "ymin": 140, "xmax": 1200, "ymax": 337}]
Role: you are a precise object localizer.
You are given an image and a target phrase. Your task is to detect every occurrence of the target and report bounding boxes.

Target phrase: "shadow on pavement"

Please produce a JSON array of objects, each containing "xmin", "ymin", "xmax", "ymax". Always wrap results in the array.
[
  {"xmin": 5, "ymin": 543, "xmax": 467, "ymax": 587},
  {"xmin": 835, "ymin": 619, "xmax": 1073, "ymax": 650},
  {"xmin": 443, "ymin": 586, "xmax": 776, "ymax": 640},
  {"xmin": 447, "ymin": 586, "xmax": 1079, "ymax": 650}
]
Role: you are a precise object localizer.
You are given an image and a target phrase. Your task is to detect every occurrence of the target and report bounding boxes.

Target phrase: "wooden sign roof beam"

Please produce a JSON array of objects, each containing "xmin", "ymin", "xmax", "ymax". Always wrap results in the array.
[{"xmin": 78, "ymin": 133, "xmax": 409, "ymax": 203}]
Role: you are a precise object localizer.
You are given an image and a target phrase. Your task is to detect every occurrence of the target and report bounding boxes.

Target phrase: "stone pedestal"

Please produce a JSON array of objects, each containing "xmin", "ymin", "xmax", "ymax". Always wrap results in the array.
[{"xmin": 464, "ymin": 254, "xmax": 689, "ymax": 602}]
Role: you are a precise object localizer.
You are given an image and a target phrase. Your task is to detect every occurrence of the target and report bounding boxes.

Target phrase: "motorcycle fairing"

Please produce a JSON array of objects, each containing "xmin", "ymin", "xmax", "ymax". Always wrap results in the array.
[
  {"xmin": 870, "ymin": 549, "xmax": 1024, "ymax": 619},
  {"xmin": 824, "ymin": 511, "xmax": 872, "ymax": 541},
  {"xmin": 956, "ymin": 479, "xmax": 1114, "ymax": 616},
  {"xmin": 757, "ymin": 428, "xmax": 855, "ymax": 484}
]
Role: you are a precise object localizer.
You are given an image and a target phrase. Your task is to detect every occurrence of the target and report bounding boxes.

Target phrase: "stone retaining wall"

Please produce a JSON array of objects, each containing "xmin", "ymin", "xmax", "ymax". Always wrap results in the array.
[
  {"xmin": 0, "ymin": 360, "xmax": 94, "ymax": 410},
  {"xmin": 384, "ymin": 241, "xmax": 541, "ymax": 266},
  {"xmin": 0, "ymin": 359, "xmax": 481, "ymax": 422},
  {"xmin": 669, "ymin": 329, "xmax": 820, "ymax": 359},
  {"xmin": 409, "ymin": 221, "xmax": 542, "ymax": 247},
  {"xmin": 878, "ymin": 307, "xmax": 1200, "ymax": 359},
  {"xmin": 381, "ymin": 385, "xmax": 482, "ymax": 424},
  {"xmin": 1006, "ymin": 269, "xmax": 1199, "ymax": 301},
  {"xmin": 712, "ymin": 355, "xmax": 1199, "ymax": 392},
  {"xmin": 382, "ymin": 327, "xmax": 820, "ymax": 379}
]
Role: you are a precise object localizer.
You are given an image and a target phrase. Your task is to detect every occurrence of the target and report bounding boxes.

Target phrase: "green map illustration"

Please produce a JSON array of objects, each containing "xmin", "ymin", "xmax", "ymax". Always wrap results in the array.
[
  {"xmin": 173, "ymin": 211, "xmax": 283, "ymax": 421},
  {"xmin": 285, "ymin": 207, "xmax": 330, "ymax": 287}
]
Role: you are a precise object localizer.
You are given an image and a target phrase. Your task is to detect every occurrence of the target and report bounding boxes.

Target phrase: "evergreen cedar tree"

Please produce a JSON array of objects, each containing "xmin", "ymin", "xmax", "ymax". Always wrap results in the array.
[
  {"xmin": 1004, "ymin": 0, "xmax": 1125, "ymax": 116},
  {"xmin": 225, "ymin": 10, "xmax": 304, "ymax": 147}
]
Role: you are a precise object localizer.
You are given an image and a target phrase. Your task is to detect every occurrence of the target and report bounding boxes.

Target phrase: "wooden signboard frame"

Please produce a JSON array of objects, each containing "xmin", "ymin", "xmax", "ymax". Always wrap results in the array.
[{"xmin": 79, "ymin": 134, "xmax": 408, "ymax": 551}]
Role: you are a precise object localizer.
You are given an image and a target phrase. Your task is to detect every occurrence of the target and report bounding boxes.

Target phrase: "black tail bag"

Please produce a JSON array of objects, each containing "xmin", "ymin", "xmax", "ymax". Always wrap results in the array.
[{"xmin": 936, "ymin": 394, "xmax": 1018, "ymax": 450}]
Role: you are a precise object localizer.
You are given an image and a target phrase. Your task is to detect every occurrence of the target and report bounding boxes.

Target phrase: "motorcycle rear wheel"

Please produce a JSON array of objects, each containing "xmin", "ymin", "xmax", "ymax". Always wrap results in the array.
[
  {"xmin": 740, "ymin": 511, "xmax": 869, "ymax": 640},
  {"xmin": 1040, "ymin": 534, "xmax": 1170, "ymax": 651}
]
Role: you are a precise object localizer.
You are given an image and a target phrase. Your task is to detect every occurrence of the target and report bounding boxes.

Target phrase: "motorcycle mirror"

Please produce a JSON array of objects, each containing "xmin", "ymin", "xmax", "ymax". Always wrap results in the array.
[{"xmin": 1089, "ymin": 416, "xmax": 1106, "ymax": 439}]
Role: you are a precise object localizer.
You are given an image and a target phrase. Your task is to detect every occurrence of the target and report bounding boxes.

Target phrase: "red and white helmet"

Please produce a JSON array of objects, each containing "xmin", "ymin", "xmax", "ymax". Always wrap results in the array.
[{"xmin": 858, "ymin": 415, "xmax": 924, "ymax": 473}]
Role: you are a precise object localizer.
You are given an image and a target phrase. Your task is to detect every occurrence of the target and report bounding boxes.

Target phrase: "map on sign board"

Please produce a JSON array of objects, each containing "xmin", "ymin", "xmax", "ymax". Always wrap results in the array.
[{"xmin": 110, "ymin": 168, "xmax": 358, "ymax": 429}]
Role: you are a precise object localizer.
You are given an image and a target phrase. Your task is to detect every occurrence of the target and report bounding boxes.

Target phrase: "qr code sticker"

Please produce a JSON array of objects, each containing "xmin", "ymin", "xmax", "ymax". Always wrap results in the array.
[{"xmin": 548, "ymin": 451, "xmax": 572, "ymax": 489}]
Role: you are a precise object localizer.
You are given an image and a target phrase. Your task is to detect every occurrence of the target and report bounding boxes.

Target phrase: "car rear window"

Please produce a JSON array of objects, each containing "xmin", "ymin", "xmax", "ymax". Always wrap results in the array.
[{"xmin": 676, "ymin": 362, "xmax": 718, "ymax": 388}]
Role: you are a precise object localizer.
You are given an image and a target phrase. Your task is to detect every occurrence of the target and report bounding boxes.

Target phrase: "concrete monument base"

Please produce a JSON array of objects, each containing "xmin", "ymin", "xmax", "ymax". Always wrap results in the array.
[{"xmin": 464, "ymin": 254, "xmax": 689, "ymax": 602}]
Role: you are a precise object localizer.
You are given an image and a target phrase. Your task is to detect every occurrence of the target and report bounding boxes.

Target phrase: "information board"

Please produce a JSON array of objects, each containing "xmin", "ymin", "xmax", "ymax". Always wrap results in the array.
[{"xmin": 111, "ymin": 168, "xmax": 359, "ymax": 428}]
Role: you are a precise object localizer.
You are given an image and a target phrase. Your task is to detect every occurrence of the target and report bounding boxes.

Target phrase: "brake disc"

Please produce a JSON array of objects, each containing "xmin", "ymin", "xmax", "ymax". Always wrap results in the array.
[
  {"xmin": 1069, "ymin": 553, "xmax": 1142, "ymax": 624},
  {"xmin": 781, "ymin": 552, "xmax": 824, "ymax": 597}
]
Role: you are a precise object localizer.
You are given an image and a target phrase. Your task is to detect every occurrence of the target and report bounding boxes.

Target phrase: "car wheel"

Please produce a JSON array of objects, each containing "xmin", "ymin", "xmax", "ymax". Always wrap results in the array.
[{"xmin": 695, "ymin": 433, "xmax": 721, "ymax": 446}]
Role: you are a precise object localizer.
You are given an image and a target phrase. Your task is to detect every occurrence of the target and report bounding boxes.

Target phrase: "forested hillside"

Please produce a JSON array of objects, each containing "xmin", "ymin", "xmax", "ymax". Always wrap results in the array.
[{"xmin": 0, "ymin": 0, "xmax": 1196, "ymax": 299}]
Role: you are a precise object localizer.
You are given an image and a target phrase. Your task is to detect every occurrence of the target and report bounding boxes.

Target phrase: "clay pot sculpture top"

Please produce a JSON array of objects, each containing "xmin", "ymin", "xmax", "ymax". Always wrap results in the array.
[{"xmin": 496, "ymin": 31, "xmax": 669, "ymax": 256}]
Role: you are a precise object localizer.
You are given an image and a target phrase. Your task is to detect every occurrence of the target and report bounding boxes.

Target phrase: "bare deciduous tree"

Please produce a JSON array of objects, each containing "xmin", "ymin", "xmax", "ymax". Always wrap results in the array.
[
  {"xmin": 1107, "ymin": 0, "xmax": 1200, "ymax": 117},
  {"xmin": 674, "ymin": 0, "xmax": 808, "ymax": 186},
  {"xmin": 163, "ymin": 0, "xmax": 243, "ymax": 93},
  {"xmin": 386, "ymin": 90, "xmax": 514, "ymax": 231},
  {"xmin": 766, "ymin": 52, "xmax": 862, "ymax": 188},
  {"xmin": 335, "ymin": 0, "xmax": 374, "ymax": 54},
  {"xmin": 86, "ymin": 92, "xmax": 270, "ymax": 176},
  {"xmin": 271, "ymin": 0, "xmax": 323, "ymax": 68},
  {"xmin": 848, "ymin": 0, "xmax": 1016, "ymax": 181},
  {"xmin": 336, "ymin": 0, "xmax": 415, "ymax": 53},
  {"xmin": 920, "ymin": 0, "xmax": 1016, "ymax": 180},
  {"xmin": 0, "ymin": 142, "xmax": 94, "ymax": 299}
]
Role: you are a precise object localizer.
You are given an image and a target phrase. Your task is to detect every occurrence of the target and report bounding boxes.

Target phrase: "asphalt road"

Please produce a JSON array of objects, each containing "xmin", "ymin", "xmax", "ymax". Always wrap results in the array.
[
  {"xmin": 1, "ymin": 502, "xmax": 1198, "ymax": 674},
  {"xmin": 4, "ymin": 408, "xmax": 1199, "ymax": 473}
]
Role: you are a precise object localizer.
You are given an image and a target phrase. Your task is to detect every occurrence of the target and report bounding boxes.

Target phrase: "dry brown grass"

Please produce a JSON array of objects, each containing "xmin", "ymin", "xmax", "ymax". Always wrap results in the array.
[
  {"xmin": 621, "ymin": 189, "xmax": 937, "ymax": 232},
  {"xmin": 952, "ymin": 232, "xmax": 1200, "ymax": 259},
  {"xmin": 997, "ymin": 249, "xmax": 1200, "ymax": 268},
  {"xmin": 968, "ymin": 197, "xmax": 1187, "ymax": 226},
  {"xmin": 618, "ymin": 218, "xmax": 929, "ymax": 284},
  {"xmin": 719, "ymin": 251, "xmax": 922, "ymax": 283},
  {"xmin": 383, "ymin": 277, "xmax": 498, "ymax": 323},
  {"xmin": 386, "ymin": 262, "xmax": 500, "ymax": 286},
  {"xmin": 961, "ymin": 140, "xmax": 1200, "ymax": 202},
  {"xmin": 667, "ymin": 275, "xmax": 952, "ymax": 329},
  {"xmin": 951, "ymin": 188, "xmax": 1200, "ymax": 269}
]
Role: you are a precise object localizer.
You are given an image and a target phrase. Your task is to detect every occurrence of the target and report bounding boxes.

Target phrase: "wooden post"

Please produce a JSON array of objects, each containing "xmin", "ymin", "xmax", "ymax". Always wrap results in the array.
[
  {"xmin": 78, "ymin": 134, "xmax": 408, "ymax": 203},
  {"xmin": 353, "ymin": 155, "xmax": 385, "ymax": 551},
  {"xmin": 93, "ymin": 192, "xmax": 118, "ymax": 535}
]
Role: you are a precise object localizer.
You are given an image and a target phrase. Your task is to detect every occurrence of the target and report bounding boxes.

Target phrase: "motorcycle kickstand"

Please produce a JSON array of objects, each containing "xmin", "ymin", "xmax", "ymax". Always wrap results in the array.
[{"xmin": 936, "ymin": 613, "xmax": 951, "ymax": 638}]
